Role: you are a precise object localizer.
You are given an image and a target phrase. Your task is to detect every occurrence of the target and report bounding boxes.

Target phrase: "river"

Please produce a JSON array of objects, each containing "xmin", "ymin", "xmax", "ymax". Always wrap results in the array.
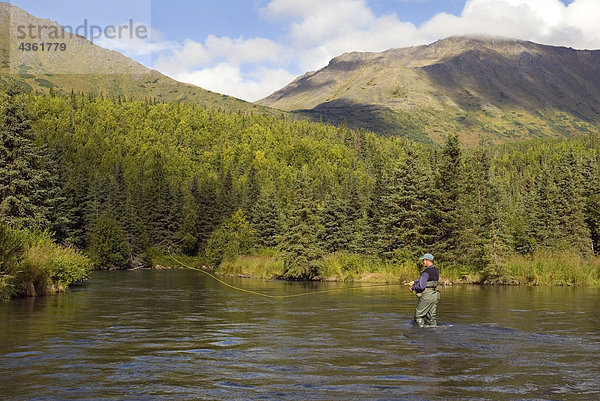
[{"xmin": 1, "ymin": 270, "xmax": 599, "ymax": 400}]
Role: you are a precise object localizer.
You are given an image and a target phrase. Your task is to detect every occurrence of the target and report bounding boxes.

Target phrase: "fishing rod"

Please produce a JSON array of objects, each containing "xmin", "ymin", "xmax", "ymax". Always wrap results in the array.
[{"xmin": 167, "ymin": 244, "xmax": 402, "ymax": 299}]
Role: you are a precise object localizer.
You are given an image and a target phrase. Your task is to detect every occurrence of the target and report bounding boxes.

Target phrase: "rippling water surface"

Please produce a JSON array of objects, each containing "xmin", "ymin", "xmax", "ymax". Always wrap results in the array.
[{"xmin": 1, "ymin": 270, "xmax": 599, "ymax": 400}]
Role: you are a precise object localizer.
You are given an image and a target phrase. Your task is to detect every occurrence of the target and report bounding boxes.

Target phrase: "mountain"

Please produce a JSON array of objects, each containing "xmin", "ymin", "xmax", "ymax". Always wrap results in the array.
[
  {"xmin": 259, "ymin": 36, "xmax": 600, "ymax": 145},
  {"xmin": 0, "ymin": 2, "xmax": 270, "ymax": 113}
]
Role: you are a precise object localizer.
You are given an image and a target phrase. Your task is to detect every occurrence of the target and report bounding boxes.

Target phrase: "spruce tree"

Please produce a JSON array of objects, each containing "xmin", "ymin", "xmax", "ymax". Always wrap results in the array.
[
  {"xmin": 365, "ymin": 169, "xmax": 388, "ymax": 257},
  {"xmin": 433, "ymin": 134, "xmax": 465, "ymax": 263},
  {"xmin": 319, "ymin": 194, "xmax": 350, "ymax": 253},
  {"xmin": 119, "ymin": 174, "xmax": 149, "ymax": 260},
  {"xmin": 463, "ymin": 146, "xmax": 507, "ymax": 272},
  {"xmin": 555, "ymin": 152, "xmax": 593, "ymax": 254},
  {"xmin": 250, "ymin": 188, "xmax": 281, "ymax": 248},
  {"xmin": 84, "ymin": 170, "xmax": 111, "ymax": 238},
  {"xmin": 512, "ymin": 177, "xmax": 537, "ymax": 254},
  {"xmin": 344, "ymin": 178, "xmax": 364, "ymax": 253},
  {"xmin": 180, "ymin": 191, "xmax": 200, "ymax": 256},
  {"xmin": 107, "ymin": 161, "xmax": 128, "ymax": 227},
  {"xmin": 243, "ymin": 164, "xmax": 261, "ymax": 216},
  {"xmin": 123, "ymin": 196, "xmax": 149, "ymax": 258},
  {"xmin": 582, "ymin": 154, "xmax": 600, "ymax": 254},
  {"xmin": 0, "ymin": 86, "xmax": 62, "ymax": 230},
  {"xmin": 52, "ymin": 191, "xmax": 83, "ymax": 247},
  {"xmin": 59, "ymin": 171, "xmax": 91, "ymax": 249},
  {"xmin": 193, "ymin": 177, "xmax": 221, "ymax": 251},
  {"xmin": 348, "ymin": 214, "xmax": 369, "ymax": 255},
  {"xmin": 380, "ymin": 145, "xmax": 430, "ymax": 260},
  {"xmin": 143, "ymin": 152, "xmax": 181, "ymax": 249},
  {"xmin": 533, "ymin": 165, "xmax": 561, "ymax": 248},
  {"xmin": 279, "ymin": 175, "xmax": 324, "ymax": 280},
  {"xmin": 218, "ymin": 167, "xmax": 236, "ymax": 223},
  {"xmin": 587, "ymin": 194, "xmax": 600, "ymax": 255}
]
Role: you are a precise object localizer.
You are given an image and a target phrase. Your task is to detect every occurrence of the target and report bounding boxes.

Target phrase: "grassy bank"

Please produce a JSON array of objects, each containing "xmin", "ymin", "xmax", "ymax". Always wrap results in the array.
[
  {"xmin": 489, "ymin": 250, "xmax": 600, "ymax": 286},
  {"xmin": 320, "ymin": 253, "xmax": 420, "ymax": 283},
  {"xmin": 209, "ymin": 249, "xmax": 600, "ymax": 286},
  {"xmin": 0, "ymin": 225, "xmax": 92, "ymax": 301},
  {"xmin": 215, "ymin": 251, "xmax": 422, "ymax": 283}
]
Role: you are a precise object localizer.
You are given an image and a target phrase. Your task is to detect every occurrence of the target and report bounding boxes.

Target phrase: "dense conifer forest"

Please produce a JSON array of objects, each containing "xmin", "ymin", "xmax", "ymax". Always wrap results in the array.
[{"xmin": 1, "ymin": 86, "xmax": 599, "ymax": 298}]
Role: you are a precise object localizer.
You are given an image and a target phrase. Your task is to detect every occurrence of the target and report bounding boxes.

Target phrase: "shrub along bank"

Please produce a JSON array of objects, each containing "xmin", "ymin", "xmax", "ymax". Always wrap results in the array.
[{"xmin": 0, "ymin": 224, "xmax": 91, "ymax": 301}]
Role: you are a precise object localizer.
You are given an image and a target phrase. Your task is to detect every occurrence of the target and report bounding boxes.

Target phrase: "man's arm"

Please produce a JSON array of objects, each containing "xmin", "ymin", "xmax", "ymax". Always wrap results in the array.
[{"xmin": 411, "ymin": 272, "xmax": 429, "ymax": 292}]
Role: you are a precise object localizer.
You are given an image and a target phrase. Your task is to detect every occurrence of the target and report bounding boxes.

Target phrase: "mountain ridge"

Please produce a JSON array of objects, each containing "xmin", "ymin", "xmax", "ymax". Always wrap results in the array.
[{"xmin": 259, "ymin": 36, "xmax": 600, "ymax": 144}]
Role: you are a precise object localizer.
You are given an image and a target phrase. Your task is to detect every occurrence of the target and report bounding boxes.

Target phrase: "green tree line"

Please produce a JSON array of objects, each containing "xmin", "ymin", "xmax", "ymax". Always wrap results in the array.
[{"xmin": 1, "ymin": 87, "xmax": 599, "ymax": 282}]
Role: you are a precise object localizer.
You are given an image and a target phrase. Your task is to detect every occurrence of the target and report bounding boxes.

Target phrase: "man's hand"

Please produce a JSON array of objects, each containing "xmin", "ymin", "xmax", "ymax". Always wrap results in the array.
[{"xmin": 407, "ymin": 280, "xmax": 415, "ymax": 292}]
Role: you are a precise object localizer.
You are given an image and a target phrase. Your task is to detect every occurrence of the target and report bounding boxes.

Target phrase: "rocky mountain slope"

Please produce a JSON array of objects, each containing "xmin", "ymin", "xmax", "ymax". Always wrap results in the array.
[{"xmin": 259, "ymin": 36, "xmax": 600, "ymax": 144}]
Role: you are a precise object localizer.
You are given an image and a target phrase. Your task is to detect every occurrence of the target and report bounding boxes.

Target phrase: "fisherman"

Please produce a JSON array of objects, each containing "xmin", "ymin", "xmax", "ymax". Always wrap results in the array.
[{"xmin": 408, "ymin": 253, "xmax": 439, "ymax": 327}]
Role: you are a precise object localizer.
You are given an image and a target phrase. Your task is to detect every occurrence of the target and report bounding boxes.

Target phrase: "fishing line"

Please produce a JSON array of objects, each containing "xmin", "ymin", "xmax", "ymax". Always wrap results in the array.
[{"xmin": 167, "ymin": 245, "xmax": 401, "ymax": 299}]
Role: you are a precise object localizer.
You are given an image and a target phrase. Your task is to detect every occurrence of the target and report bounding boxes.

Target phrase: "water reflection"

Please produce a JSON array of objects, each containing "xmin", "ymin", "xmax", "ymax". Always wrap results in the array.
[{"xmin": 1, "ymin": 271, "xmax": 599, "ymax": 400}]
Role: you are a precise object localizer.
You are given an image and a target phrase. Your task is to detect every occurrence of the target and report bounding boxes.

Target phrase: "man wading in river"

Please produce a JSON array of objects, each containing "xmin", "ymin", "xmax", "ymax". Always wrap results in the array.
[{"xmin": 408, "ymin": 253, "xmax": 439, "ymax": 327}]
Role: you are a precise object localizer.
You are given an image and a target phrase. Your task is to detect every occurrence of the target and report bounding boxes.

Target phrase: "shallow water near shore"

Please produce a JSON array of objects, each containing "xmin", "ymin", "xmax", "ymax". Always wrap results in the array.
[{"xmin": 1, "ymin": 270, "xmax": 599, "ymax": 400}]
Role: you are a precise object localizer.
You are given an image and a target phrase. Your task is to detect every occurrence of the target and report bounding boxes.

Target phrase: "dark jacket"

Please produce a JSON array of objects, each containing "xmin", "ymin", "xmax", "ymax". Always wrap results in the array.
[{"xmin": 413, "ymin": 265, "xmax": 439, "ymax": 293}]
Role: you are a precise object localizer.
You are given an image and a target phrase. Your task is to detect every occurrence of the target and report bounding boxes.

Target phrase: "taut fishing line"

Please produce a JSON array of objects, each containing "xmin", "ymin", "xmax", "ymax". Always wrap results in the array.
[{"xmin": 167, "ymin": 244, "xmax": 401, "ymax": 299}]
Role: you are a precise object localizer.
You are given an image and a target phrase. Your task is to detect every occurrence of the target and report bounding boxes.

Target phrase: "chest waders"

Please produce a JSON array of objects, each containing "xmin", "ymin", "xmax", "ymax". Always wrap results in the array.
[{"xmin": 414, "ymin": 281, "xmax": 439, "ymax": 327}]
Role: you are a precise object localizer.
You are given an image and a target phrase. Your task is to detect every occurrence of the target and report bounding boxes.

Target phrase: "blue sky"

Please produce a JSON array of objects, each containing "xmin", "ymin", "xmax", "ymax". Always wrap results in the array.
[
  {"xmin": 11, "ymin": 1, "xmax": 467, "ymax": 43},
  {"xmin": 8, "ymin": 0, "xmax": 595, "ymax": 101},
  {"xmin": 149, "ymin": 1, "xmax": 467, "ymax": 43}
]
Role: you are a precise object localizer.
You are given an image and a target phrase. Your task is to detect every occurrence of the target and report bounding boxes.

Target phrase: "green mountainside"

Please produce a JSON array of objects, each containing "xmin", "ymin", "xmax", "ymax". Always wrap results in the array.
[
  {"xmin": 259, "ymin": 36, "xmax": 600, "ymax": 145},
  {"xmin": 0, "ymin": 2, "xmax": 271, "ymax": 113}
]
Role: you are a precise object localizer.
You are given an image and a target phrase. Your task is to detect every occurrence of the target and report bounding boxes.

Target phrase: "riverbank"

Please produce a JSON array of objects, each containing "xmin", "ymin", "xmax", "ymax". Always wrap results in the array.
[
  {"xmin": 487, "ymin": 250, "xmax": 600, "ymax": 286},
  {"xmin": 156, "ymin": 250, "xmax": 600, "ymax": 287},
  {"xmin": 0, "ymin": 225, "xmax": 92, "ymax": 301},
  {"xmin": 6, "ymin": 245, "xmax": 588, "ymax": 300}
]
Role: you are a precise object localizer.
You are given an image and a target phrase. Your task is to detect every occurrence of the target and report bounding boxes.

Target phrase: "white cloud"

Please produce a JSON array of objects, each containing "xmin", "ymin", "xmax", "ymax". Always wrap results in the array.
[
  {"xmin": 147, "ymin": 0, "xmax": 600, "ymax": 102},
  {"xmin": 175, "ymin": 64, "xmax": 297, "ymax": 102},
  {"xmin": 421, "ymin": 0, "xmax": 600, "ymax": 49},
  {"xmin": 265, "ymin": 0, "xmax": 377, "ymax": 45},
  {"xmin": 263, "ymin": 0, "xmax": 422, "ymax": 71},
  {"xmin": 152, "ymin": 33, "xmax": 294, "ymax": 101},
  {"xmin": 300, "ymin": 13, "xmax": 419, "ymax": 70},
  {"xmin": 154, "ymin": 35, "xmax": 289, "ymax": 76}
]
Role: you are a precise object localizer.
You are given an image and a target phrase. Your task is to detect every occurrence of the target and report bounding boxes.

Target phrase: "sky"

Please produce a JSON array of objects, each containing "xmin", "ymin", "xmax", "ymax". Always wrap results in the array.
[{"xmin": 8, "ymin": 0, "xmax": 600, "ymax": 102}]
